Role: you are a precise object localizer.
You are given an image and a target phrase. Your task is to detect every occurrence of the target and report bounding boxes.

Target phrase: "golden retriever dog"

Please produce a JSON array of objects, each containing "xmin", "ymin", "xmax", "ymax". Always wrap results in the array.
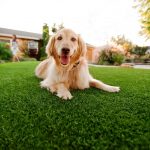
[{"xmin": 35, "ymin": 28, "xmax": 120, "ymax": 100}]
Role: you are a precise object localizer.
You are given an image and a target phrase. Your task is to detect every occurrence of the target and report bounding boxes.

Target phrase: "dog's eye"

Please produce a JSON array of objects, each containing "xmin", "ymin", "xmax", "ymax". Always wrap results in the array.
[
  {"xmin": 57, "ymin": 36, "xmax": 62, "ymax": 40},
  {"xmin": 71, "ymin": 37, "xmax": 76, "ymax": 42}
]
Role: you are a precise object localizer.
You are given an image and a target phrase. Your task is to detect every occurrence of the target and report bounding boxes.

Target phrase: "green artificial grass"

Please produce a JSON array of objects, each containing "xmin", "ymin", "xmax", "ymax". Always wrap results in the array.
[{"xmin": 0, "ymin": 61, "xmax": 150, "ymax": 150}]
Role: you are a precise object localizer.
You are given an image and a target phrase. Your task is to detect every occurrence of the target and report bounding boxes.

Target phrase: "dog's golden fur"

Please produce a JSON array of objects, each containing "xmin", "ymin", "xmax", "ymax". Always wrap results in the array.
[{"xmin": 35, "ymin": 28, "xmax": 120, "ymax": 100}]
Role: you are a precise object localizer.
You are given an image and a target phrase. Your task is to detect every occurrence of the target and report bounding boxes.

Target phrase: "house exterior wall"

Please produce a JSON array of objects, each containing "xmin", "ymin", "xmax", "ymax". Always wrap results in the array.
[
  {"xmin": 0, "ymin": 35, "xmax": 11, "ymax": 42},
  {"xmin": 86, "ymin": 45, "xmax": 96, "ymax": 63}
]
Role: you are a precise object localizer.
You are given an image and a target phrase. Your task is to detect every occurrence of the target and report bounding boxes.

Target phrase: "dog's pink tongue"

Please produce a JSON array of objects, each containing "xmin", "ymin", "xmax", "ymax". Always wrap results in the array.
[{"xmin": 60, "ymin": 55, "xmax": 69, "ymax": 65}]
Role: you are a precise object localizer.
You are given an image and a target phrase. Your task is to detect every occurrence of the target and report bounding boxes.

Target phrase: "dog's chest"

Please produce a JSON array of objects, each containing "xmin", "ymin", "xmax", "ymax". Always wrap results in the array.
[
  {"xmin": 68, "ymin": 70, "xmax": 77, "ymax": 87},
  {"xmin": 56, "ymin": 64, "xmax": 89, "ymax": 89}
]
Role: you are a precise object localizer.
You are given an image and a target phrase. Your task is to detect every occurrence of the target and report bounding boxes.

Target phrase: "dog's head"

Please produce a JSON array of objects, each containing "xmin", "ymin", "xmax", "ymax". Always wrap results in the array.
[{"xmin": 46, "ymin": 28, "xmax": 87, "ymax": 66}]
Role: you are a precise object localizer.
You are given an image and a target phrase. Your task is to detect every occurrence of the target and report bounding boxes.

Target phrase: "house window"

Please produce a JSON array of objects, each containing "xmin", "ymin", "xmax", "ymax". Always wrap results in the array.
[
  {"xmin": 28, "ymin": 41, "xmax": 38, "ymax": 50},
  {"xmin": 28, "ymin": 41, "xmax": 38, "ymax": 57}
]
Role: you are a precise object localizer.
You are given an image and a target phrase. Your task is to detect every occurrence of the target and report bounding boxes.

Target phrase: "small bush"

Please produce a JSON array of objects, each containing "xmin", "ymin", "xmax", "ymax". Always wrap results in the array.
[
  {"xmin": 98, "ymin": 46, "xmax": 125, "ymax": 65},
  {"xmin": 0, "ymin": 43, "xmax": 12, "ymax": 60},
  {"xmin": 98, "ymin": 50, "xmax": 111, "ymax": 65},
  {"xmin": 140, "ymin": 55, "xmax": 150, "ymax": 63},
  {"xmin": 112, "ymin": 52, "xmax": 125, "ymax": 65},
  {"xmin": 125, "ymin": 54, "xmax": 150, "ymax": 63}
]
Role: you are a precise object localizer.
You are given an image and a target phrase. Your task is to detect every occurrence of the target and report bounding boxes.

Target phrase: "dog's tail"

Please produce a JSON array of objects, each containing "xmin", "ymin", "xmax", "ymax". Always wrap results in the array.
[{"xmin": 89, "ymin": 76, "xmax": 120, "ymax": 92}]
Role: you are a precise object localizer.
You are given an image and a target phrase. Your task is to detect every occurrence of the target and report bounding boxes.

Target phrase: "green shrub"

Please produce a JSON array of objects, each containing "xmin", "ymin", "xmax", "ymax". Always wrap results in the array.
[
  {"xmin": 139, "ymin": 55, "xmax": 150, "ymax": 63},
  {"xmin": 98, "ymin": 50, "xmax": 111, "ymax": 65},
  {"xmin": 112, "ymin": 52, "xmax": 125, "ymax": 65},
  {"xmin": 0, "ymin": 43, "xmax": 12, "ymax": 60}
]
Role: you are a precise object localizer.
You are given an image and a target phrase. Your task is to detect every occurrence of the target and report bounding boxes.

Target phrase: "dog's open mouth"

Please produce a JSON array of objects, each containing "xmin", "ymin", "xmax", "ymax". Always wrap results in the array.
[{"xmin": 60, "ymin": 55, "xmax": 70, "ymax": 65}]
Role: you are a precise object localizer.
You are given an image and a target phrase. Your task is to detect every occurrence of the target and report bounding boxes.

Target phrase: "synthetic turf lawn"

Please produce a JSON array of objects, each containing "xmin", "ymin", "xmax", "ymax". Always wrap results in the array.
[{"xmin": 0, "ymin": 61, "xmax": 150, "ymax": 150}]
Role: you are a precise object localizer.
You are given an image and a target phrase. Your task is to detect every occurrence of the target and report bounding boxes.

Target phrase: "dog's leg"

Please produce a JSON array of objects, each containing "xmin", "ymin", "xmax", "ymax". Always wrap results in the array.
[
  {"xmin": 41, "ymin": 81, "xmax": 72, "ymax": 99},
  {"xmin": 35, "ymin": 59, "xmax": 50, "ymax": 79},
  {"xmin": 56, "ymin": 83, "xmax": 73, "ymax": 100},
  {"xmin": 89, "ymin": 78, "xmax": 120, "ymax": 92}
]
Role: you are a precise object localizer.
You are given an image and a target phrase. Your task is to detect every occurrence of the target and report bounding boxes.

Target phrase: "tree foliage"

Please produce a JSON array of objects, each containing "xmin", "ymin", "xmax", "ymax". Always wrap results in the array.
[
  {"xmin": 42, "ymin": 23, "xmax": 49, "ymax": 49},
  {"xmin": 135, "ymin": 0, "xmax": 150, "ymax": 39},
  {"xmin": 51, "ymin": 23, "xmax": 64, "ymax": 34},
  {"xmin": 131, "ymin": 45, "xmax": 148, "ymax": 56},
  {"xmin": 111, "ymin": 35, "xmax": 134, "ymax": 54},
  {"xmin": 38, "ymin": 23, "xmax": 50, "ymax": 60}
]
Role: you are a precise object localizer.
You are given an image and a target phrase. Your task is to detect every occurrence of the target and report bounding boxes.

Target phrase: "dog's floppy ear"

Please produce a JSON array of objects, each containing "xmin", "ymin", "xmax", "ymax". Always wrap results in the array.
[
  {"xmin": 46, "ymin": 35, "xmax": 55, "ymax": 57},
  {"xmin": 78, "ymin": 35, "xmax": 87, "ymax": 57}
]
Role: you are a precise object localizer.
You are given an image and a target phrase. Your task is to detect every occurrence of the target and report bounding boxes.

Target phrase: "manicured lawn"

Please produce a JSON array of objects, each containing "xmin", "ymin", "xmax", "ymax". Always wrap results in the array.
[{"xmin": 0, "ymin": 61, "xmax": 150, "ymax": 150}]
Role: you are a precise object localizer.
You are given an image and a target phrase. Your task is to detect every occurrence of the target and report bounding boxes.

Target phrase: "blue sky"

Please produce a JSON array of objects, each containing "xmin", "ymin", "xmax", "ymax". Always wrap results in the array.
[{"xmin": 0, "ymin": 0, "xmax": 149, "ymax": 46}]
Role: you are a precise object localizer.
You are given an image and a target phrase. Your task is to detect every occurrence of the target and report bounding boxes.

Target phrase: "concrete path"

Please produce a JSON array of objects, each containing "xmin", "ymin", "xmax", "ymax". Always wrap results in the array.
[
  {"xmin": 89, "ymin": 64, "xmax": 150, "ymax": 69},
  {"xmin": 133, "ymin": 65, "xmax": 150, "ymax": 69}
]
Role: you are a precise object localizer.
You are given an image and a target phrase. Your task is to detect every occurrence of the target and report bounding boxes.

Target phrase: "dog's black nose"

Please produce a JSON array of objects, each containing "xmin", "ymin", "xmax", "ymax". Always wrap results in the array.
[{"xmin": 62, "ymin": 48, "xmax": 70, "ymax": 55}]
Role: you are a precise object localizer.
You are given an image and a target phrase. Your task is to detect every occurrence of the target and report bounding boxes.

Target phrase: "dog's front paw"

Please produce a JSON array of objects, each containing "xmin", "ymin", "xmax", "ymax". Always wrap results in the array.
[
  {"xmin": 57, "ymin": 91, "xmax": 73, "ymax": 100},
  {"xmin": 40, "ymin": 81, "xmax": 57, "ymax": 94},
  {"xmin": 108, "ymin": 86, "xmax": 120, "ymax": 92},
  {"xmin": 40, "ymin": 81, "xmax": 48, "ymax": 88},
  {"xmin": 40, "ymin": 81, "xmax": 51, "ymax": 91},
  {"xmin": 40, "ymin": 81, "xmax": 47, "ymax": 88}
]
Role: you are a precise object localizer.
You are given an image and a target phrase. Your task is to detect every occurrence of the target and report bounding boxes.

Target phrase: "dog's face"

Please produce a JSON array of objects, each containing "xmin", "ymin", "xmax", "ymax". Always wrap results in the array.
[
  {"xmin": 46, "ymin": 28, "xmax": 86, "ymax": 66},
  {"xmin": 54, "ymin": 29, "xmax": 78, "ymax": 65}
]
